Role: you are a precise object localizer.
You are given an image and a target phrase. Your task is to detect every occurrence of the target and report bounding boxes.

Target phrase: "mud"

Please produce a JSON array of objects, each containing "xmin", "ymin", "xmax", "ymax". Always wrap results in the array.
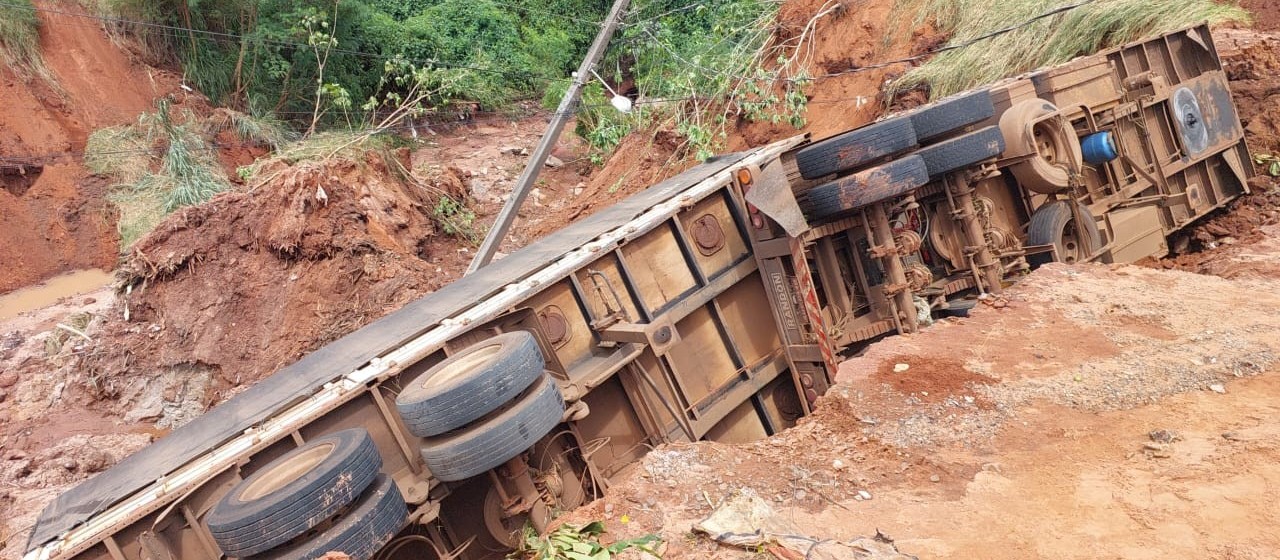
[{"xmin": 76, "ymin": 151, "xmax": 470, "ymax": 401}]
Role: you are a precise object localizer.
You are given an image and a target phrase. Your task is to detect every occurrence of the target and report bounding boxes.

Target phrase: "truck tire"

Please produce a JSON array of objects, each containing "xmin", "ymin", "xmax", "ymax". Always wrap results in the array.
[
  {"xmin": 396, "ymin": 331, "xmax": 545, "ymax": 438},
  {"xmin": 800, "ymin": 155, "xmax": 929, "ymax": 221},
  {"xmin": 917, "ymin": 125, "xmax": 1006, "ymax": 177},
  {"xmin": 420, "ymin": 375, "xmax": 564, "ymax": 482},
  {"xmin": 999, "ymin": 99, "xmax": 1083, "ymax": 194},
  {"xmin": 206, "ymin": 428, "xmax": 382, "ymax": 558},
  {"xmin": 256, "ymin": 475, "xmax": 408, "ymax": 560},
  {"xmin": 908, "ymin": 89, "xmax": 996, "ymax": 142},
  {"xmin": 1026, "ymin": 200, "xmax": 1103, "ymax": 267},
  {"xmin": 794, "ymin": 117, "xmax": 917, "ymax": 180}
]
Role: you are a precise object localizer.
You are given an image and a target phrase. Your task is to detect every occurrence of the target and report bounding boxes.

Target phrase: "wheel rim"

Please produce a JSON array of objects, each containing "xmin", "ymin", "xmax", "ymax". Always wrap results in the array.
[
  {"xmin": 239, "ymin": 443, "xmax": 335, "ymax": 501},
  {"xmin": 483, "ymin": 485, "xmax": 526, "ymax": 548},
  {"xmin": 424, "ymin": 344, "xmax": 503, "ymax": 391},
  {"xmin": 1033, "ymin": 122, "xmax": 1064, "ymax": 166},
  {"xmin": 1060, "ymin": 221, "xmax": 1082, "ymax": 263}
]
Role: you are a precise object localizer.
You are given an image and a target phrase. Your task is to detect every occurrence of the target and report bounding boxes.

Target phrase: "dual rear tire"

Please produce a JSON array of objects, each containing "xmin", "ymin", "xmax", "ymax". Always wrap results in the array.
[{"xmin": 205, "ymin": 429, "xmax": 407, "ymax": 560}]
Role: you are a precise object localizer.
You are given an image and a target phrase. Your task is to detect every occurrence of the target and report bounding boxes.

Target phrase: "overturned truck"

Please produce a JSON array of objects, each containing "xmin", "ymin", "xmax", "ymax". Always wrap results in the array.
[{"xmin": 25, "ymin": 24, "xmax": 1251, "ymax": 560}]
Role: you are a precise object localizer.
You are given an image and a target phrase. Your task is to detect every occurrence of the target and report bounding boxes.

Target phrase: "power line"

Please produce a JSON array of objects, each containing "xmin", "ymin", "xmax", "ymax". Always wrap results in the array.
[
  {"xmin": 0, "ymin": 1, "xmax": 561, "ymax": 84},
  {"xmin": 0, "ymin": 109, "xmax": 553, "ymax": 165},
  {"xmin": 0, "ymin": 0, "xmax": 1110, "ymax": 165}
]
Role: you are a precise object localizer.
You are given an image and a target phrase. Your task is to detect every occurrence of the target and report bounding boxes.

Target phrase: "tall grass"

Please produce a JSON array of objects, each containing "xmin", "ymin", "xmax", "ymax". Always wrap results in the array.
[
  {"xmin": 209, "ymin": 109, "xmax": 299, "ymax": 151},
  {"xmin": 0, "ymin": 0, "xmax": 46, "ymax": 74},
  {"xmin": 895, "ymin": 0, "xmax": 1250, "ymax": 99},
  {"xmin": 90, "ymin": 102, "xmax": 230, "ymax": 248}
]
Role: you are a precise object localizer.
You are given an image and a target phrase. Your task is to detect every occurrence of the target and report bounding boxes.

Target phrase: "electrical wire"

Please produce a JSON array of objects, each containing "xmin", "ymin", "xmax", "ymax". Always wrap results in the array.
[
  {"xmin": 0, "ymin": 0, "xmax": 562, "ymax": 84},
  {"xmin": 0, "ymin": 0, "xmax": 1107, "ymax": 164}
]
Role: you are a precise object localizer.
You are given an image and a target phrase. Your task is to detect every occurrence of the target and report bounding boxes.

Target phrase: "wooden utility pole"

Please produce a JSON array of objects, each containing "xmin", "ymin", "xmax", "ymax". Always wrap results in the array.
[{"xmin": 466, "ymin": 0, "xmax": 633, "ymax": 274}]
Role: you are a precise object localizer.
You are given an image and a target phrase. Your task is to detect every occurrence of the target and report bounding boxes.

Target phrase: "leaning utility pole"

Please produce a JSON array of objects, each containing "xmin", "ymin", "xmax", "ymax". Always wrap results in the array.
[{"xmin": 466, "ymin": 0, "xmax": 632, "ymax": 275}]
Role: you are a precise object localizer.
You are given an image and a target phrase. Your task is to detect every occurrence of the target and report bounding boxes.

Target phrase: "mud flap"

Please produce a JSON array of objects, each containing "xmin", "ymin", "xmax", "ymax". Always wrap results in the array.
[{"xmin": 744, "ymin": 159, "xmax": 810, "ymax": 237}]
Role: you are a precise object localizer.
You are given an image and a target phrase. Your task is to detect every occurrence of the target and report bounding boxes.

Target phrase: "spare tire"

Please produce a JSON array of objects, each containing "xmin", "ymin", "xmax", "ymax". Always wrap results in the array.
[
  {"xmin": 999, "ymin": 99, "xmax": 1083, "ymax": 194},
  {"xmin": 206, "ymin": 428, "xmax": 382, "ymax": 558},
  {"xmin": 396, "ymin": 331, "xmax": 545, "ymax": 438},
  {"xmin": 794, "ymin": 117, "xmax": 917, "ymax": 180},
  {"xmin": 800, "ymin": 155, "xmax": 930, "ymax": 221},
  {"xmin": 257, "ymin": 475, "xmax": 409, "ymax": 560},
  {"xmin": 1026, "ymin": 200, "xmax": 1103, "ymax": 267},
  {"xmin": 908, "ymin": 89, "xmax": 996, "ymax": 143},
  {"xmin": 420, "ymin": 375, "xmax": 564, "ymax": 482}
]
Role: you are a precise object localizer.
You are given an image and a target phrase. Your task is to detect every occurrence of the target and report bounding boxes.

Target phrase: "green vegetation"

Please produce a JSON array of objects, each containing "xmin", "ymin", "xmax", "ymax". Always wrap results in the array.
[
  {"xmin": 90, "ymin": 0, "xmax": 605, "ymax": 119},
  {"xmin": 514, "ymin": 521, "xmax": 660, "ymax": 560},
  {"xmin": 0, "ymin": 0, "xmax": 45, "ymax": 74},
  {"xmin": 896, "ymin": 0, "xmax": 1249, "ymax": 99},
  {"xmin": 81, "ymin": 0, "xmax": 796, "ymax": 162},
  {"xmin": 567, "ymin": 0, "xmax": 807, "ymax": 160}
]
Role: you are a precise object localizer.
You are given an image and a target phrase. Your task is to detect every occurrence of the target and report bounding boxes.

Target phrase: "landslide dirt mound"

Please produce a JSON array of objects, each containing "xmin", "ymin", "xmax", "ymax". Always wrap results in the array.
[
  {"xmin": 77, "ymin": 150, "xmax": 473, "ymax": 404},
  {"xmin": 0, "ymin": 0, "xmax": 194, "ymax": 294}
]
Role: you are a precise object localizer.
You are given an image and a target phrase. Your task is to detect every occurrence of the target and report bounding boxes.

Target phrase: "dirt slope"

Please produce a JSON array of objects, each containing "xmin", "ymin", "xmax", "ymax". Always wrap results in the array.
[
  {"xmin": 564, "ymin": 234, "xmax": 1280, "ymax": 558},
  {"xmin": 0, "ymin": 0, "xmax": 192, "ymax": 294}
]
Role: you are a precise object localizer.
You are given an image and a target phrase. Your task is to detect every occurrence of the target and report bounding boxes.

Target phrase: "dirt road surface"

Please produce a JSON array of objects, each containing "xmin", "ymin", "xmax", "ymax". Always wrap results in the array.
[{"xmin": 564, "ymin": 227, "xmax": 1280, "ymax": 559}]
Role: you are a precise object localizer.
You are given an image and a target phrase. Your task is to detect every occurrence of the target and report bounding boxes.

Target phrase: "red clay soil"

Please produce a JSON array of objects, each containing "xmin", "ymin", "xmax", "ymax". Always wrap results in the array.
[
  {"xmin": 872, "ymin": 355, "xmax": 995, "ymax": 405},
  {"xmin": 1240, "ymin": 0, "xmax": 1280, "ymax": 32},
  {"xmin": 731, "ymin": 0, "xmax": 944, "ymax": 148},
  {"xmin": 0, "ymin": 1, "xmax": 192, "ymax": 294},
  {"xmin": 77, "ymin": 151, "xmax": 474, "ymax": 395}
]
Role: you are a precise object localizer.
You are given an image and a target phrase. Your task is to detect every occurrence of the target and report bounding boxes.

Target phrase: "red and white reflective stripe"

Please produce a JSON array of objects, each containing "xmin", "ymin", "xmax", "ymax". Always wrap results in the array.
[{"xmin": 788, "ymin": 238, "xmax": 839, "ymax": 375}]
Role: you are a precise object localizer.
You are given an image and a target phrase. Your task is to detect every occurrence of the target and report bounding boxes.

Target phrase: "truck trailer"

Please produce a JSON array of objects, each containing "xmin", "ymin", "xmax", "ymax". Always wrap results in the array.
[{"xmin": 24, "ymin": 24, "xmax": 1251, "ymax": 560}]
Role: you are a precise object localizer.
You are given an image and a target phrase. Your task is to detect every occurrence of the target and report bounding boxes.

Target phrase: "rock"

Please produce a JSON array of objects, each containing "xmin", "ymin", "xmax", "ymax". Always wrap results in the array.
[
  {"xmin": 857, "ymin": 490, "xmax": 872, "ymax": 500},
  {"xmin": 893, "ymin": 363, "xmax": 910, "ymax": 373},
  {"xmin": 0, "ymin": 389, "xmax": 6, "ymax": 404},
  {"xmin": 930, "ymin": 474, "xmax": 941, "ymax": 483},
  {"xmin": 832, "ymin": 459, "xmax": 846, "ymax": 470},
  {"xmin": 572, "ymin": 182, "xmax": 586, "ymax": 196},
  {"xmin": 545, "ymin": 155, "xmax": 564, "ymax": 168},
  {"xmin": 1209, "ymin": 383, "xmax": 1227, "ymax": 394},
  {"xmin": 1148, "ymin": 429, "xmax": 1181, "ymax": 443},
  {"xmin": 794, "ymin": 489, "xmax": 807, "ymax": 501},
  {"xmin": 604, "ymin": 503, "xmax": 614, "ymax": 515},
  {"xmin": 62, "ymin": 459, "xmax": 78, "ymax": 471},
  {"xmin": 0, "ymin": 370, "xmax": 18, "ymax": 388}
]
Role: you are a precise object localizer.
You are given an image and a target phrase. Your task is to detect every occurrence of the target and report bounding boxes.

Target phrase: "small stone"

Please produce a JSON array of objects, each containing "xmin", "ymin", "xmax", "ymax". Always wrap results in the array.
[
  {"xmin": 857, "ymin": 490, "xmax": 872, "ymax": 500},
  {"xmin": 0, "ymin": 370, "xmax": 17, "ymax": 388},
  {"xmin": 832, "ymin": 459, "xmax": 846, "ymax": 471},
  {"xmin": 930, "ymin": 474, "xmax": 941, "ymax": 483},
  {"xmin": 62, "ymin": 459, "xmax": 78, "ymax": 471},
  {"xmin": 893, "ymin": 363, "xmax": 910, "ymax": 373},
  {"xmin": 963, "ymin": 395, "xmax": 975, "ymax": 404},
  {"xmin": 1209, "ymin": 383, "xmax": 1226, "ymax": 394},
  {"xmin": 665, "ymin": 479, "xmax": 676, "ymax": 488},
  {"xmin": 992, "ymin": 300, "xmax": 1008, "ymax": 309},
  {"xmin": 794, "ymin": 489, "xmax": 807, "ymax": 501},
  {"xmin": 604, "ymin": 503, "xmax": 614, "ymax": 515},
  {"xmin": 545, "ymin": 155, "xmax": 564, "ymax": 168}
]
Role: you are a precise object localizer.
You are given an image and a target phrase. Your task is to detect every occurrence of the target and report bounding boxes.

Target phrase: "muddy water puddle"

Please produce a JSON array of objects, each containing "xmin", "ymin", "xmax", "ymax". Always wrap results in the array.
[{"xmin": 0, "ymin": 269, "xmax": 113, "ymax": 321}]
